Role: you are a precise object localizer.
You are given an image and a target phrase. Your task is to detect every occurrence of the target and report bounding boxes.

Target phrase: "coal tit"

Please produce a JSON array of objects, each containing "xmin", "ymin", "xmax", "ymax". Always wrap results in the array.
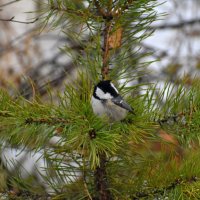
[{"xmin": 91, "ymin": 80, "xmax": 133, "ymax": 122}]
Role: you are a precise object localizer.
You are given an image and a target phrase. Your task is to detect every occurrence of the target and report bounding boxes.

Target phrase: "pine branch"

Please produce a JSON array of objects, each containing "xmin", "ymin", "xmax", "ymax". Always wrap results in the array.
[
  {"xmin": 133, "ymin": 176, "xmax": 198, "ymax": 199},
  {"xmin": 0, "ymin": 0, "xmax": 180, "ymax": 198},
  {"xmin": 25, "ymin": 117, "xmax": 70, "ymax": 126}
]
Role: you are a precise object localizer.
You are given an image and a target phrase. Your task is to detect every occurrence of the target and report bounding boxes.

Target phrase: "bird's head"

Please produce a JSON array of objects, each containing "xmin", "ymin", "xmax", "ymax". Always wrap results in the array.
[{"xmin": 93, "ymin": 80, "xmax": 133, "ymax": 113}]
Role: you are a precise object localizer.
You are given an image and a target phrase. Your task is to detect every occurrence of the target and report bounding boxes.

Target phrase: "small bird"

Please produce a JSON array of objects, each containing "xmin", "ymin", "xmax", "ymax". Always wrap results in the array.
[{"xmin": 91, "ymin": 80, "xmax": 133, "ymax": 122}]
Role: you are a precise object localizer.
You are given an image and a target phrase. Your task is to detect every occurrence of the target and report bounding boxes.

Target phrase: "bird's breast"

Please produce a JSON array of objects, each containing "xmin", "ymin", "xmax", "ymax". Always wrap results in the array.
[
  {"xmin": 91, "ymin": 97, "xmax": 128, "ymax": 122},
  {"xmin": 105, "ymin": 99, "xmax": 128, "ymax": 121}
]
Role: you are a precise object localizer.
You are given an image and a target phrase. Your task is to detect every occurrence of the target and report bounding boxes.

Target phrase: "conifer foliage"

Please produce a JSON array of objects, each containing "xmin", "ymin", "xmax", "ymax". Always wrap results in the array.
[{"xmin": 1, "ymin": 1, "xmax": 200, "ymax": 200}]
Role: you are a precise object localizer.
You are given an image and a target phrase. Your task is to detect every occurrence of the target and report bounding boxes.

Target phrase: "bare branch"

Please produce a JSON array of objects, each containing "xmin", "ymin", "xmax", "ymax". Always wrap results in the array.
[
  {"xmin": 0, "ymin": 0, "xmax": 21, "ymax": 8},
  {"xmin": 151, "ymin": 18, "xmax": 200, "ymax": 30},
  {"xmin": 0, "ymin": 16, "xmax": 39, "ymax": 24}
]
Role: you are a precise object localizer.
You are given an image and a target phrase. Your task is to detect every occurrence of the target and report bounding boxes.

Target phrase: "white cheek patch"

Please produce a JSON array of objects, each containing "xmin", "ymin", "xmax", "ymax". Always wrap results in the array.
[{"xmin": 96, "ymin": 87, "xmax": 112, "ymax": 99}]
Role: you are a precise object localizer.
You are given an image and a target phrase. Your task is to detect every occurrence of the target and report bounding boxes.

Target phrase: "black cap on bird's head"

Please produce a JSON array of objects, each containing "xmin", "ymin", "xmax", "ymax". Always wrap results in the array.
[
  {"xmin": 93, "ymin": 80, "xmax": 134, "ymax": 113},
  {"xmin": 93, "ymin": 80, "xmax": 118, "ymax": 100}
]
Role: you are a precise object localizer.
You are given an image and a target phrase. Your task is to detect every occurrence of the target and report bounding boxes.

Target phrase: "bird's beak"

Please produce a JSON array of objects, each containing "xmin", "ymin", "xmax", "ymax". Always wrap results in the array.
[{"xmin": 111, "ymin": 96, "xmax": 134, "ymax": 113}]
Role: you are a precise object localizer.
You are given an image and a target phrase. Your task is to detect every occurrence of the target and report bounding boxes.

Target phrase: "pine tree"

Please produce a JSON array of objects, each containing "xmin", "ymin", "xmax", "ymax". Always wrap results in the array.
[{"xmin": 1, "ymin": 1, "xmax": 200, "ymax": 200}]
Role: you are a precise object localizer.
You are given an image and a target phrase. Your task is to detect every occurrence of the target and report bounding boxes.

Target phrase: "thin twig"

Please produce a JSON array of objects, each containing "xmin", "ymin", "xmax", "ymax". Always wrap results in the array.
[
  {"xmin": 151, "ymin": 18, "xmax": 200, "ymax": 30},
  {"xmin": 0, "ymin": 0, "xmax": 21, "ymax": 8},
  {"xmin": 0, "ymin": 16, "xmax": 39, "ymax": 24},
  {"xmin": 51, "ymin": 5, "xmax": 85, "ymax": 17}
]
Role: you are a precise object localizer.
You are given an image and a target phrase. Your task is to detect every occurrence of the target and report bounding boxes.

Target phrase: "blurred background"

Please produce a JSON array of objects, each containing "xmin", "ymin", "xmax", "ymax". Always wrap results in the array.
[
  {"xmin": 0, "ymin": 0, "xmax": 200, "ymax": 197},
  {"xmin": 1, "ymin": 0, "xmax": 200, "ymax": 98}
]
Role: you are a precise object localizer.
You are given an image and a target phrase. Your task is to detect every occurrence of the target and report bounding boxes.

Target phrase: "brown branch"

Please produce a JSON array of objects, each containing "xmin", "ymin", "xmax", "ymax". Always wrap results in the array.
[
  {"xmin": 94, "ymin": 3, "xmax": 114, "ymax": 197},
  {"xmin": 94, "ymin": 2, "xmax": 119, "ymax": 198},
  {"xmin": 0, "ymin": 16, "xmax": 39, "ymax": 24},
  {"xmin": 94, "ymin": 0, "xmax": 126, "ymax": 80},
  {"xmin": 94, "ymin": 153, "xmax": 113, "ymax": 200},
  {"xmin": 94, "ymin": 0, "xmax": 109, "ymax": 19},
  {"xmin": 101, "ymin": 21, "xmax": 112, "ymax": 80},
  {"xmin": 96, "ymin": 0, "xmax": 114, "ymax": 80}
]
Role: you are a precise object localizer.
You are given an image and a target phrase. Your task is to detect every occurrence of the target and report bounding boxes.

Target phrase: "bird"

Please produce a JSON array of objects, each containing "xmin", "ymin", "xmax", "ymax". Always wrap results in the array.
[{"xmin": 91, "ymin": 80, "xmax": 134, "ymax": 122}]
